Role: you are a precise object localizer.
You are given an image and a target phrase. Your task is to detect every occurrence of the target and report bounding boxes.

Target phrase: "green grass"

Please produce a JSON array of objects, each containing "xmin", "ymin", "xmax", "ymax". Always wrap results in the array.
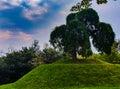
[
  {"xmin": 54, "ymin": 58, "xmax": 110, "ymax": 64},
  {"xmin": 0, "ymin": 61, "xmax": 120, "ymax": 89}
]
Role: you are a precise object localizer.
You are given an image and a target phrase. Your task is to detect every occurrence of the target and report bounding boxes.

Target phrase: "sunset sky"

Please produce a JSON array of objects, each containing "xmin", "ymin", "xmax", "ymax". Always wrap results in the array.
[{"xmin": 0, "ymin": 0, "xmax": 120, "ymax": 55}]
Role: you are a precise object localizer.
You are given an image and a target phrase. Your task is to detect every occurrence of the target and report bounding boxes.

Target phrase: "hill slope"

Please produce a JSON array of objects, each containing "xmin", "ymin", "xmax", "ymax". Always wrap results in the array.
[{"xmin": 0, "ymin": 62, "xmax": 120, "ymax": 89}]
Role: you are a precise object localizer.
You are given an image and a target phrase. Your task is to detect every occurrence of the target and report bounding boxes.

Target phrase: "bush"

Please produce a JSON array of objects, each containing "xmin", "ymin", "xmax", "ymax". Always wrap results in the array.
[
  {"xmin": 0, "ymin": 40, "xmax": 41, "ymax": 84},
  {"xmin": 100, "ymin": 46, "xmax": 120, "ymax": 64},
  {"xmin": 41, "ymin": 48, "xmax": 62, "ymax": 63},
  {"xmin": 88, "ymin": 54, "xmax": 101, "ymax": 60}
]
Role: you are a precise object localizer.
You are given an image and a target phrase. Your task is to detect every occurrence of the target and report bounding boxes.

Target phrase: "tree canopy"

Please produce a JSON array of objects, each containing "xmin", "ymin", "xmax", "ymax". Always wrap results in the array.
[
  {"xmin": 50, "ymin": 4, "xmax": 115, "ymax": 59},
  {"xmin": 92, "ymin": 22, "xmax": 115, "ymax": 54},
  {"xmin": 50, "ymin": 17, "xmax": 92, "ymax": 59}
]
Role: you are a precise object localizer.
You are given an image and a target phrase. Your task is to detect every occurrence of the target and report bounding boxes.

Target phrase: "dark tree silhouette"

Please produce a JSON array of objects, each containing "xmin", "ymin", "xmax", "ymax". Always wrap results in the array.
[{"xmin": 50, "ymin": 1, "xmax": 115, "ymax": 59}]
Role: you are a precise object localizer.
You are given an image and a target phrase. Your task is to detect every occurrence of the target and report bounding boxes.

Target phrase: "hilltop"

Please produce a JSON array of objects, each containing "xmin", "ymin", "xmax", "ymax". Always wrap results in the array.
[{"xmin": 0, "ymin": 58, "xmax": 120, "ymax": 89}]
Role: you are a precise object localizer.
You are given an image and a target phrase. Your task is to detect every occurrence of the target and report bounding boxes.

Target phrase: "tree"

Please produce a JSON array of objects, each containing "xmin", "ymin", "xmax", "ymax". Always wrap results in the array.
[
  {"xmin": 101, "ymin": 43, "xmax": 120, "ymax": 64},
  {"xmin": 50, "ymin": 7, "xmax": 115, "ymax": 59},
  {"xmin": 50, "ymin": 19, "xmax": 92, "ymax": 59},
  {"xmin": 71, "ymin": 0, "xmax": 92, "ymax": 11},
  {"xmin": 71, "ymin": 1, "xmax": 115, "ymax": 55},
  {"xmin": 71, "ymin": 6, "xmax": 115, "ymax": 55},
  {"xmin": 2, "ymin": 40, "xmax": 41, "ymax": 84},
  {"xmin": 71, "ymin": 0, "xmax": 117, "ymax": 11}
]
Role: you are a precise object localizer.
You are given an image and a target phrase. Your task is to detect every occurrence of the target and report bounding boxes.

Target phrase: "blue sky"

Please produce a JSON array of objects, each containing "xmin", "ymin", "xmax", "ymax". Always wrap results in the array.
[{"xmin": 0, "ymin": 0, "xmax": 120, "ymax": 55}]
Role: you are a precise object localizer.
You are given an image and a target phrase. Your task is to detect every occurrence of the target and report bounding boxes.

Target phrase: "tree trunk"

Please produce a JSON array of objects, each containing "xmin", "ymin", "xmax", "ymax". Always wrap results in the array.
[{"xmin": 72, "ymin": 51, "xmax": 77, "ymax": 60}]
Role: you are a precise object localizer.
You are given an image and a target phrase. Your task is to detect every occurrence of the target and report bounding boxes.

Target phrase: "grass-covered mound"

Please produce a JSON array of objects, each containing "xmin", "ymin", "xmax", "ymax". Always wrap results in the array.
[{"xmin": 0, "ymin": 60, "xmax": 120, "ymax": 89}]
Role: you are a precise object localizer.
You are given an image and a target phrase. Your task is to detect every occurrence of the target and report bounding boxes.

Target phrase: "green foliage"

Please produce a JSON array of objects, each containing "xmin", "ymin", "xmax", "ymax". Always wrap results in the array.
[
  {"xmin": 65, "ymin": 20, "xmax": 90, "ymax": 59},
  {"xmin": 70, "ymin": 1, "xmax": 115, "ymax": 56},
  {"xmin": 100, "ymin": 46, "xmax": 120, "ymax": 64},
  {"xmin": 50, "ymin": 25, "xmax": 66, "ymax": 50},
  {"xmin": 71, "ymin": 0, "xmax": 117, "ymax": 12},
  {"xmin": 29, "ymin": 53, "xmax": 43, "ymax": 67},
  {"xmin": 0, "ymin": 57, "xmax": 11, "ymax": 84},
  {"xmin": 114, "ymin": 40, "xmax": 120, "ymax": 52},
  {"xmin": 88, "ymin": 54, "xmax": 110, "ymax": 64},
  {"xmin": 71, "ymin": 0, "xmax": 92, "ymax": 11},
  {"xmin": 79, "ymin": 48, "xmax": 93, "ymax": 59},
  {"xmin": 50, "ymin": 7, "xmax": 115, "ymax": 58},
  {"xmin": 0, "ymin": 40, "xmax": 41, "ymax": 84},
  {"xmin": 77, "ymin": 8, "xmax": 99, "ymax": 27},
  {"xmin": 96, "ymin": 0, "xmax": 108, "ymax": 4},
  {"xmin": 4, "ymin": 50, "xmax": 33, "ymax": 82},
  {"xmin": 50, "ymin": 9, "xmax": 96, "ymax": 59},
  {"xmin": 66, "ymin": 13, "xmax": 77, "ymax": 24},
  {"xmin": 41, "ymin": 47, "xmax": 62, "ymax": 63},
  {"xmin": 61, "ymin": 52, "xmax": 72, "ymax": 60},
  {"xmin": 92, "ymin": 22, "xmax": 115, "ymax": 54}
]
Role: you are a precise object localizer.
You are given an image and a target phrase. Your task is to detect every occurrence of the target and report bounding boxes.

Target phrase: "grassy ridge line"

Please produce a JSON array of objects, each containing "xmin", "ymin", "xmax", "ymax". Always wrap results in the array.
[
  {"xmin": 0, "ymin": 64, "xmax": 120, "ymax": 89},
  {"xmin": 58, "ymin": 87, "xmax": 120, "ymax": 89},
  {"xmin": 0, "ymin": 85, "xmax": 120, "ymax": 89},
  {"xmin": 53, "ymin": 58, "xmax": 110, "ymax": 64}
]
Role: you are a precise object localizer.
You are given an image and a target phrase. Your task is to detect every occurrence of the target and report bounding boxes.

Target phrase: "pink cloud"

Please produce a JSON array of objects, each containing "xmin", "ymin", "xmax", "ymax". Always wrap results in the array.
[
  {"xmin": 0, "ymin": 30, "xmax": 33, "ymax": 41},
  {"xmin": 17, "ymin": 32, "xmax": 33, "ymax": 41},
  {"xmin": 0, "ymin": 30, "xmax": 12, "ymax": 40}
]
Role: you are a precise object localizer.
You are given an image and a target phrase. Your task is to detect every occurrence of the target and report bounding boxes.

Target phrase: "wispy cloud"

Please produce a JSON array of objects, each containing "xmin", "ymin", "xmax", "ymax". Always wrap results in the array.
[
  {"xmin": 0, "ymin": 0, "xmax": 48, "ymax": 20},
  {"xmin": 0, "ymin": 30, "xmax": 33, "ymax": 41},
  {"xmin": 0, "ymin": 30, "xmax": 12, "ymax": 40},
  {"xmin": 21, "ymin": 0, "xmax": 48, "ymax": 20},
  {"xmin": 26, "ymin": 0, "xmax": 42, "ymax": 7},
  {"xmin": 0, "ymin": 3, "xmax": 12, "ymax": 10},
  {"xmin": 0, "ymin": 0, "xmax": 41, "ymax": 7},
  {"xmin": 0, "ymin": 0, "xmax": 23, "ymax": 9},
  {"xmin": 17, "ymin": 32, "xmax": 33, "ymax": 41},
  {"xmin": 22, "ymin": 3, "xmax": 48, "ymax": 20}
]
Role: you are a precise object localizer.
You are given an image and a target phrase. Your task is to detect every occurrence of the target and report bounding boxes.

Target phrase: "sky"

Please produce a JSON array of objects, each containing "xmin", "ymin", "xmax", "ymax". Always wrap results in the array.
[{"xmin": 0, "ymin": 0, "xmax": 120, "ymax": 55}]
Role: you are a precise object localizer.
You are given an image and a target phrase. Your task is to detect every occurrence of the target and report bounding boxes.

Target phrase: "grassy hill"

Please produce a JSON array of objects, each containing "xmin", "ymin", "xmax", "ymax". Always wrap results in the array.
[{"xmin": 0, "ymin": 59, "xmax": 120, "ymax": 89}]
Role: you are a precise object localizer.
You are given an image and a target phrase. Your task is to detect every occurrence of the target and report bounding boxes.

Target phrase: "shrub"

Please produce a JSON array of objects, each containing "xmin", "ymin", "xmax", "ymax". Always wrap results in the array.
[
  {"xmin": 41, "ymin": 48, "xmax": 62, "ymax": 63},
  {"xmin": 0, "ymin": 40, "xmax": 41, "ymax": 84},
  {"xmin": 100, "ymin": 46, "xmax": 120, "ymax": 64}
]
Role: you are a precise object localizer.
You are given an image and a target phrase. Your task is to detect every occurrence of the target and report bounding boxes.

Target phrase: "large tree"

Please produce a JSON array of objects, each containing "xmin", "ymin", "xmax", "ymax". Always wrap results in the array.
[
  {"xmin": 50, "ymin": 14, "xmax": 92, "ymax": 59},
  {"xmin": 50, "ymin": 7, "xmax": 115, "ymax": 59}
]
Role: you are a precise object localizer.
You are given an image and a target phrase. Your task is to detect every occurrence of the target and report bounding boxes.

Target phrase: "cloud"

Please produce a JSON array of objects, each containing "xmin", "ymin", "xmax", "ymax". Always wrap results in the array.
[
  {"xmin": 0, "ymin": 0, "xmax": 48, "ymax": 20},
  {"xmin": 0, "ymin": 0, "xmax": 23, "ymax": 9},
  {"xmin": 0, "ymin": 30, "xmax": 33, "ymax": 41},
  {"xmin": 0, "ymin": 30, "xmax": 12, "ymax": 40},
  {"xmin": 0, "ymin": 30, "xmax": 33, "ymax": 54},
  {"xmin": 0, "ymin": 0, "xmax": 42, "ymax": 9},
  {"xmin": 26, "ymin": 0, "xmax": 42, "ymax": 7},
  {"xmin": 17, "ymin": 32, "xmax": 33, "ymax": 41},
  {"xmin": 23, "ymin": 4, "xmax": 48, "ymax": 20},
  {"xmin": 21, "ymin": 0, "xmax": 49, "ymax": 20},
  {"xmin": 8, "ymin": 0, "xmax": 23, "ymax": 6},
  {"xmin": 0, "ymin": 3, "xmax": 12, "ymax": 10}
]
